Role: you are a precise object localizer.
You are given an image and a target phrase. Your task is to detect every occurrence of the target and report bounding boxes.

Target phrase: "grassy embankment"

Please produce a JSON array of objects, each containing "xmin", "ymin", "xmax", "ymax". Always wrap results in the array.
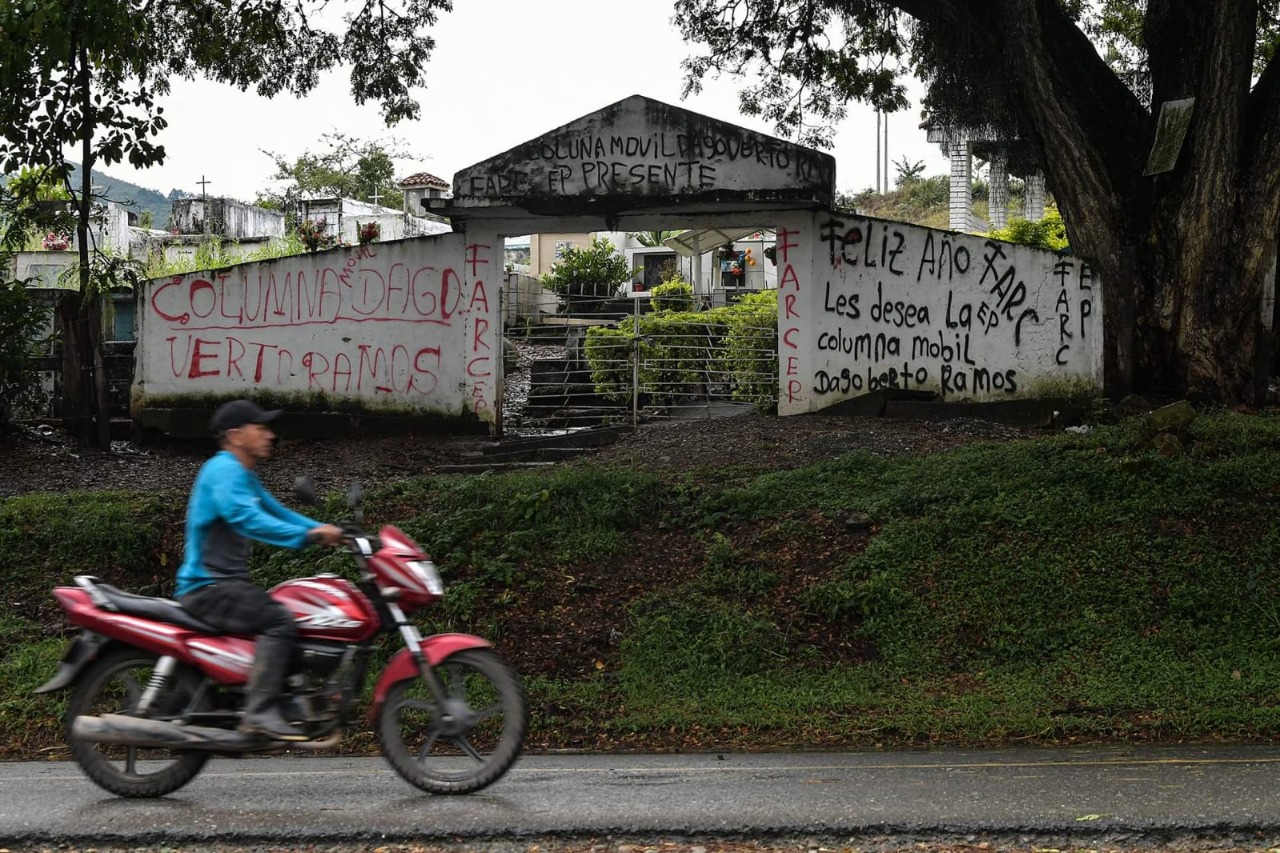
[{"xmin": 5, "ymin": 411, "xmax": 1280, "ymax": 757}]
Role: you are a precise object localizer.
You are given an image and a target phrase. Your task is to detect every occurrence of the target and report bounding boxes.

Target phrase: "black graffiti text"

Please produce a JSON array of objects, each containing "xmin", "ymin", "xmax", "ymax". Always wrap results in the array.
[
  {"xmin": 823, "ymin": 281, "xmax": 860, "ymax": 319},
  {"xmin": 817, "ymin": 328, "xmax": 900, "ymax": 361},
  {"xmin": 940, "ymin": 364, "xmax": 1018, "ymax": 395},
  {"xmin": 916, "ymin": 231, "xmax": 971, "ymax": 282},
  {"xmin": 819, "ymin": 219, "xmax": 907, "ymax": 274},
  {"xmin": 870, "ymin": 281, "xmax": 930, "ymax": 328}
]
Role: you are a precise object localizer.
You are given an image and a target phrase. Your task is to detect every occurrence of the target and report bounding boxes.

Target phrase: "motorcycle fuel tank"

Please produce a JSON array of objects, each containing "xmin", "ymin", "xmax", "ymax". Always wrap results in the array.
[{"xmin": 270, "ymin": 576, "xmax": 379, "ymax": 642}]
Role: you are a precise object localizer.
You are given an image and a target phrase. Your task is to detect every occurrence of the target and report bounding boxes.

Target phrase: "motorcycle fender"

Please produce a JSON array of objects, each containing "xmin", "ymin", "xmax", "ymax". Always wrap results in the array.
[
  {"xmin": 33, "ymin": 632, "xmax": 108, "ymax": 694},
  {"xmin": 368, "ymin": 633, "xmax": 492, "ymax": 723}
]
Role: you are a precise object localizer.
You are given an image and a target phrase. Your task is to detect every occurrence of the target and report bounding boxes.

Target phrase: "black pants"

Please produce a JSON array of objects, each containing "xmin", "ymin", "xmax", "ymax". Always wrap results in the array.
[{"xmin": 180, "ymin": 579, "xmax": 296, "ymax": 643}]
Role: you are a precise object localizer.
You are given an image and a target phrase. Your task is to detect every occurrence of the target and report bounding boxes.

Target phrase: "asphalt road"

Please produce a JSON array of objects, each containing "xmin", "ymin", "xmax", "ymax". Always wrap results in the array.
[{"xmin": 5, "ymin": 746, "xmax": 1280, "ymax": 848}]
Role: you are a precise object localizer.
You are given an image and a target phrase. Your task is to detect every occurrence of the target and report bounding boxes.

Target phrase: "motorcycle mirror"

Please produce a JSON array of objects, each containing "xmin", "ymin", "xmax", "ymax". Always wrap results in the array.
[{"xmin": 293, "ymin": 476, "xmax": 319, "ymax": 506}]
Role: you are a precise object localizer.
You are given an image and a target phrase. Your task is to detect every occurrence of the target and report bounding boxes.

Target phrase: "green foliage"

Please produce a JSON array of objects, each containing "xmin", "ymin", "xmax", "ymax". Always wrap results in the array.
[
  {"xmin": 540, "ymin": 237, "xmax": 630, "ymax": 312},
  {"xmin": 584, "ymin": 312, "xmax": 724, "ymax": 405},
  {"xmin": 853, "ymin": 175, "xmax": 951, "ymax": 228},
  {"xmin": 894, "ymin": 156, "xmax": 926, "ymax": 185},
  {"xmin": 143, "ymin": 233, "xmax": 311, "ymax": 279},
  {"xmin": 0, "ymin": 279, "xmax": 49, "ymax": 423},
  {"xmin": 0, "ymin": 176, "xmax": 56, "ymax": 423},
  {"xmin": 650, "ymin": 280, "xmax": 694, "ymax": 313},
  {"xmin": 0, "ymin": 0, "xmax": 452, "ymax": 320},
  {"xmin": 629, "ymin": 230, "xmax": 684, "ymax": 248},
  {"xmin": 986, "ymin": 210, "xmax": 1070, "ymax": 252},
  {"xmin": 677, "ymin": 0, "xmax": 910, "ymax": 148},
  {"xmin": 622, "ymin": 589, "xmax": 787, "ymax": 695},
  {"xmin": 259, "ymin": 133, "xmax": 409, "ymax": 215},
  {"xmin": 717, "ymin": 290, "xmax": 778, "ymax": 409},
  {"xmin": 0, "ymin": 492, "xmax": 174, "ymax": 589},
  {"xmin": 583, "ymin": 291, "xmax": 778, "ymax": 408},
  {"xmin": 69, "ymin": 162, "xmax": 170, "ymax": 228},
  {"xmin": 15, "ymin": 413, "xmax": 1280, "ymax": 749}
]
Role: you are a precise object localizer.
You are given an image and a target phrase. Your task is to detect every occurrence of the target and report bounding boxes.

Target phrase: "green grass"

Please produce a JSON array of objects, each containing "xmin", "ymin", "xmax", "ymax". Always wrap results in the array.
[{"xmin": 11, "ymin": 411, "xmax": 1280, "ymax": 754}]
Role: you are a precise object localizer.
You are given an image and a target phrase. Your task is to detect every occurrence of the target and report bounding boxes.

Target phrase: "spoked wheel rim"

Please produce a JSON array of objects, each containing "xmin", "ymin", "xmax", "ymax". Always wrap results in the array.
[
  {"xmin": 378, "ymin": 648, "xmax": 527, "ymax": 793},
  {"xmin": 67, "ymin": 649, "xmax": 210, "ymax": 797}
]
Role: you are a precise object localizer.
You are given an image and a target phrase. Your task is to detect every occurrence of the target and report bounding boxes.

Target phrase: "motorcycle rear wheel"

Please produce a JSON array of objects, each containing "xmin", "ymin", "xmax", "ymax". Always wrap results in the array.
[
  {"xmin": 66, "ymin": 647, "xmax": 213, "ymax": 798},
  {"xmin": 377, "ymin": 648, "xmax": 528, "ymax": 795}
]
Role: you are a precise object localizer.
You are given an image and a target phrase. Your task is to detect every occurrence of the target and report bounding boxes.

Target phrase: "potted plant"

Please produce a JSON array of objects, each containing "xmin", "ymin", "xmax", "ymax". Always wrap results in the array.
[{"xmin": 717, "ymin": 242, "xmax": 737, "ymax": 260}]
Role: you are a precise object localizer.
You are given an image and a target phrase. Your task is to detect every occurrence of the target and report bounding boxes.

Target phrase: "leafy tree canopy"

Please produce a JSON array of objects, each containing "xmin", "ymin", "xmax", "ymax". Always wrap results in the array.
[
  {"xmin": 258, "ymin": 133, "xmax": 409, "ymax": 213},
  {"xmin": 677, "ymin": 1, "xmax": 1280, "ymax": 152},
  {"xmin": 677, "ymin": 0, "xmax": 1280, "ymax": 402},
  {"xmin": 0, "ymin": 0, "xmax": 450, "ymax": 443}
]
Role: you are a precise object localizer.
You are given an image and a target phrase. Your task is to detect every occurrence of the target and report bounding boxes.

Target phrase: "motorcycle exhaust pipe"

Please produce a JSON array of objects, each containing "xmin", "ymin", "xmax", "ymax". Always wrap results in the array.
[{"xmin": 73, "ymin": 713, "xmax": 268, "ymax": 753}]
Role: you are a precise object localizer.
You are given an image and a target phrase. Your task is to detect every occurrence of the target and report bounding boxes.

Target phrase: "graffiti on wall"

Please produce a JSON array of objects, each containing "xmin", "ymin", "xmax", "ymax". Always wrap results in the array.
[
  {"xmin": 454, "ymin": 96, "xmax": 835, "ymax": 205},
  {"xmin": 807, "ymin": 215, "xmax": 1098, "ymax": 403},
  {"xmin": 467, "ymin": 130, "xmax": 829, "ymax": 197},
  {"xmin": 137, "ymin": 235, "xmax": 499, "ymax": 419}
]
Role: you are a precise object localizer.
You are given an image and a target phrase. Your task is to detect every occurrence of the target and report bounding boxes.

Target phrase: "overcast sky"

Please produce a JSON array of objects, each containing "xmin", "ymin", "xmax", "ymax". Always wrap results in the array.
[{"xmin": 100, "ymin": 0, "xmax": 950, "ymax": 203}]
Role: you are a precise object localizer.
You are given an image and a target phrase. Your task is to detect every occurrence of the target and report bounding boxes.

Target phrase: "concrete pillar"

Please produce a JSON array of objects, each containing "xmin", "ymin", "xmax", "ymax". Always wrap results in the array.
[
  {"xmin": 989, "ymin": 151, "xmax": 1009, "ymax": 230},
  {"xmin": 1025, "ymin": 172, "xmax": 1047, "ymax": 221},
  {"xmin": 949, "ymin": 139, "xmax": 973, "ymax": 233}
]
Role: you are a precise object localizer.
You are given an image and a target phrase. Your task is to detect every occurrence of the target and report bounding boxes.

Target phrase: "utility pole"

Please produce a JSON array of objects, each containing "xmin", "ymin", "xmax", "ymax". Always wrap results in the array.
[
  {"xmin": 875, "ymin": 111, "xmax": 882, "ymax": 193},
  {"xmin": 883, "ymin": 113, "xmax": 890, "ymax": 192}
]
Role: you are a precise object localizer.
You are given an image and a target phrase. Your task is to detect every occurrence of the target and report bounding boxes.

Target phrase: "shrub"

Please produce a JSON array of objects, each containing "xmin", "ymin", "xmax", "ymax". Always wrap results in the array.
[
  {"xmin": 987, "ymin": 209, "xmax": 1070, "ymax": 252},
  {"xmin": 583, "ymin": 292, "xmax": 777, "ymax": 407},
  {"xmin": 0, "ymin": 280, "xmax": 50, "ymax": 424},
  {"xmin": 711, "ymin": 290, "xmax": 777, "ymax": 410},
  {"xmin": 541, "ymin": 237, "xmax": 630, "ymax": 314},
  {"xmin": 650, "ymin": 280, "xmax": 693, "ymax": 313},
  {"xmin": 583, "ymin": 327, "xmax": 635, "ymax": 404}
]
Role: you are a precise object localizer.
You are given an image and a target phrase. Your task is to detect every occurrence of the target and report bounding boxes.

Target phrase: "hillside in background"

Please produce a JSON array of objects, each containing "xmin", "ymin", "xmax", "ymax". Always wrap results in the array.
[
  {"xmin": 849, "ymin": 174, "xmax": 1031, "ymax": 231},
  {"xmin": 65, "ymin": 162, "xmax": 176, "ymax": 228}
]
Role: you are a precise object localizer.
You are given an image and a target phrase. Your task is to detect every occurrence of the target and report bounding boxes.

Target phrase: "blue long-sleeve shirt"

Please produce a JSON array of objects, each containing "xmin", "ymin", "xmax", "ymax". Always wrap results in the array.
[{"xmin": 175, "ymin": 451, "xmax": 321, "ymax": 597}]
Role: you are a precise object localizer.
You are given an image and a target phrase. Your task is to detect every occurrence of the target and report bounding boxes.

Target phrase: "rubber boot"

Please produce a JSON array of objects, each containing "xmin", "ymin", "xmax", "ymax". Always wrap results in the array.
[{"xmin": 237, "ymin": 637, "xmax": 307, "ymax": 741}]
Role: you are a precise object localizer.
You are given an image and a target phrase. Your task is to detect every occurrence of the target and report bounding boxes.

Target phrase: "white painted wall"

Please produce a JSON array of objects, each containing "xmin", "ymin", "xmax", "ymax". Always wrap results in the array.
[
  {"xmin": 778, "ymin": 211, "xmax": 1102, "ymax": 414},
  {"xmin": 134, "ymin": 232, "xmax": 503, "ymax": 423}
]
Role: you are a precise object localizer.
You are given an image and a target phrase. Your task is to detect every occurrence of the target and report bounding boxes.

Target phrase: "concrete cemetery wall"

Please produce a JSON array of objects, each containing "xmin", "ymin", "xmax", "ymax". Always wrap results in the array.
[
  {"xmin": 133, "ymin": 233, "xmax": 502, "ymax": 428},
  {"xmin": 778, "ymin": 212, "xmax": 1102, "ymax": 415}
]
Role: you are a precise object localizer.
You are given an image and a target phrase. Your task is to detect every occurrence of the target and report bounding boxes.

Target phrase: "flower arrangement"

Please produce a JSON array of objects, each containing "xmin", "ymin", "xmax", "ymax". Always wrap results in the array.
[
  {"xmin": 358, "ymin": 221, "xmax": 381, "ymax": 246},
  {"xmin": 297, "ymin": 218, "xmax": 333, "ymax": 252},
  {"xmin": 42, "ymin": 232, "xmax": 69, "ymax": 251}
]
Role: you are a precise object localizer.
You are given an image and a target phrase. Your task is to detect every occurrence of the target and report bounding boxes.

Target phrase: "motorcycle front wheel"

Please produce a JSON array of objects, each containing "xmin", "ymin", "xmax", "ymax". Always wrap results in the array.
[
  {"xmin": 377, "ymin": 647, "xmax": 528, "ymax": 795},
  {"xmin": 66, "ymin": 647, "xmax": 212, "ymax": 798}
]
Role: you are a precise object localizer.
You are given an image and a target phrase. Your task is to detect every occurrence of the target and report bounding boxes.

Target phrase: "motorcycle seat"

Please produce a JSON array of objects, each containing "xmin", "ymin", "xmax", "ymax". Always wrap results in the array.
[{"xmin": 91, "ymin": 582, "xmax": 220, "ymax": 634}]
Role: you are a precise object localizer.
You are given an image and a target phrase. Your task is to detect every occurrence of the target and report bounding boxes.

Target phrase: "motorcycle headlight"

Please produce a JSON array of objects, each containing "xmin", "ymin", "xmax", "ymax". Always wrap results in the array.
[{"xmin": 408, "ymin": 560, "xmax": 444, "ymax": 596}]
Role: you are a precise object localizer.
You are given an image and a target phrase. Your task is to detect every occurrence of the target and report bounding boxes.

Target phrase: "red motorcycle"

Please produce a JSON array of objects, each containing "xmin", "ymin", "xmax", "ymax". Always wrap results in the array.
[{"xmin": 34, "ymin": 480, "xmax": 528, "ymax": 799}]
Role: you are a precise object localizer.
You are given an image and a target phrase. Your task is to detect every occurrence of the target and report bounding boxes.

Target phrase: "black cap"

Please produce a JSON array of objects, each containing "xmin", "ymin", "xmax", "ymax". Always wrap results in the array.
[{"xmin": 209, "ymin": 399, "xmax": 283, "ymax": 433}]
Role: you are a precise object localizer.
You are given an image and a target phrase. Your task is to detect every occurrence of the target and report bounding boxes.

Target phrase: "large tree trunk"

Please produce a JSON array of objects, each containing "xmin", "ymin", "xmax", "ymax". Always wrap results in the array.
[
  {"xmin": 57, "ymin": 292, "xmax": 94, "ymax": 444},
  {"xmin": 66, "ymin": 43, "xmax": 111, "ymax": 449},
  {"xmin": 983, "ymin": 0, "xmax": 1280, "ymax": 404}
]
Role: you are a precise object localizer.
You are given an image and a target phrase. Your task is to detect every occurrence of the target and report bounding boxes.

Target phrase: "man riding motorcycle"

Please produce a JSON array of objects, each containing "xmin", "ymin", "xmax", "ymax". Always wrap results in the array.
[{"xmin": 175, "ymin": 399, "xmax": 344, "ymax": 740}]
